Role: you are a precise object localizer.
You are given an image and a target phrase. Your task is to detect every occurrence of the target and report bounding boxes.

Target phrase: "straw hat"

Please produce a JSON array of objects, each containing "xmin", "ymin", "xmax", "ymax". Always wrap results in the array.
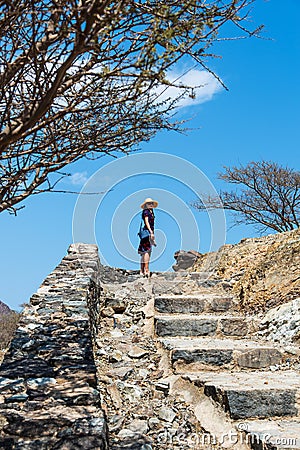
[{"xmin": 140, "ymin": 197, "xmax": 158, "ymax": 209}]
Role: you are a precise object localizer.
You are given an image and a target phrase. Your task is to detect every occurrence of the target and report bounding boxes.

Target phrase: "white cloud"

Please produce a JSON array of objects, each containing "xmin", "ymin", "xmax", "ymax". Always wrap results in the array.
[
  {"xmin": 155, "ymin": 69, "xmax": 223, "ymax": 109},
  {"xmin": 69, "ymin": 171, "xmax": 88, "ymax": 185}
]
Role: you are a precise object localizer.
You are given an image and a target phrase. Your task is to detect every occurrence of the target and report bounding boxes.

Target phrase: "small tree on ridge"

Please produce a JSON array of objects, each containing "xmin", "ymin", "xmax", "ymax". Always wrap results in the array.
[{"xmin": 193, "ymin": 160, "xmax": 300, "ymax": 233}]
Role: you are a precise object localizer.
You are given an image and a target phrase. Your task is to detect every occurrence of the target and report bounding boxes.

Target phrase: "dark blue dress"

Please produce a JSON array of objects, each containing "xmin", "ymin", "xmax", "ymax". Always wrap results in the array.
[{"xmin": 138, "ymin": 208, "xmax": 155, "ymax": 254}]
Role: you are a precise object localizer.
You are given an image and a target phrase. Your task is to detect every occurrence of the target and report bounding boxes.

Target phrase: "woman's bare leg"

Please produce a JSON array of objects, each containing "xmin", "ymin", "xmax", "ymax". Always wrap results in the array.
[
  {"xmin": 143, "ymin": 252, "xmax": 150, "ymax": 276},
  {"xmin": 140, "ymin": 256, "xmax": 145, "ymax": 275}
]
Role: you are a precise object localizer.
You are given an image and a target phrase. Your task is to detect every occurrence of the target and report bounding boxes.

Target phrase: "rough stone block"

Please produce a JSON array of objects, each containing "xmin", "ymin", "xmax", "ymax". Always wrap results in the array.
[
  {"xmin": 152, "ymin": 282, "xmax": 184, "ymax": 296},
  {"xmin": 161, "ymin": 337, "xmax": 284, "ymax": 370},
  {"xmin": 186, "ymin": 371, "xmax": 300, "ymax": 421},
  {"xmin": 105, "ymin": 298, "xmax": 127, "ymax": 313},
  {"xmin": 154, "ymin": 296, "xmax": 205, "ymax": 314},
  {"xmin": 171, "ymin": 348, "xmax": 233, "ymax": 366},
  {"xmin": 210, "ymin": 297, "xmax": 233, "ymax": 312},
  {"xmin": 172, "ymin": 250, "xmax": 199, "ymax": 271},
  {"xmin": 155, "ymin": 317, "xmax": 217, "ymax": 337},
  {"xmin": 209, "ymin": 388, "xmax": 297, "ymax": 420},
  {"xmin": 236, "ymin": 348, "xmax": 282, "ymax": 369},
  {"xmin": 220, "ymin": 318, "xmax": 248, "ymax": 336}
]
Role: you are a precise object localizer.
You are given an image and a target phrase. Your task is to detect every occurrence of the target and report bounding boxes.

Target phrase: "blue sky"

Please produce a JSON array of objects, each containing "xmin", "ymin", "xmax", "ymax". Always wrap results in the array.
[{"xmin": 1, "ymin": 0, "xmax": 299, "ymax": 311}]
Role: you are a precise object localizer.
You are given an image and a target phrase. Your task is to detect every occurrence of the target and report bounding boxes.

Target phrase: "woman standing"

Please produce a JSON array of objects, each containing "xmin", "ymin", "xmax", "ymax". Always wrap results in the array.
[{"xmin": 138, "ymin": 197, "xmax": 158, "ymax": 277}]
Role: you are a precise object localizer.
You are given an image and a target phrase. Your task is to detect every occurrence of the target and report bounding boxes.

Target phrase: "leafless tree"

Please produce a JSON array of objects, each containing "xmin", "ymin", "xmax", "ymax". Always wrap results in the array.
[
  {"xmin": 0, "ymin": 0, "xmax": 260, "ymax": 214},
  {"xmin": 193, "ymin": 161, "xmax": 300, "ymax": 233}
]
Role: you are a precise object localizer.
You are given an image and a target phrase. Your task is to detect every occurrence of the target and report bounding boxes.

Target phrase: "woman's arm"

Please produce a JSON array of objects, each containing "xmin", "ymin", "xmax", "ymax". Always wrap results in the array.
[{"xmin": 144, "ymin": 216, "xmax": 154, "ymax": 236}]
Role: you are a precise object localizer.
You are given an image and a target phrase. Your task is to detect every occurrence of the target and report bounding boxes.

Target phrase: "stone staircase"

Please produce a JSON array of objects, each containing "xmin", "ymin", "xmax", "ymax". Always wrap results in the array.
[
  {"xmin": 2, "ymin": 245, "xmax": 299, "ymax": 449},
  {"xmin": 152, "ymin": 274, "xmax": 300, "ymax": 449}
]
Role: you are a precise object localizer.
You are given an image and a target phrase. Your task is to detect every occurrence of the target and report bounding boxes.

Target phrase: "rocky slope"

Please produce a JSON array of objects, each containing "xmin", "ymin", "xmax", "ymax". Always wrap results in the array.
[
  {"xmin": 0, "ymin": 301, "xmax": 19, "ymax": 361},
  {"xmin": 185, "ymin": 227, "xmax": 300, "ymax": 313}
]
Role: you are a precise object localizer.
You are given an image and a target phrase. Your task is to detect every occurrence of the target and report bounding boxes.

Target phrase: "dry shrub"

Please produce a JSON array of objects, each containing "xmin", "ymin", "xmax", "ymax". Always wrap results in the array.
[{"xmin": 0, "ymin": 312, "xmax": 20, "ymax": 350}]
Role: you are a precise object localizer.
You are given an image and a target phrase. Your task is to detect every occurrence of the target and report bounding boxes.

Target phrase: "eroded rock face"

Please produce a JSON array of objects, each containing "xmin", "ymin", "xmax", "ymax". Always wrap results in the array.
[
  {"xmin": 258, "ymin": 297, "xmax": 300, "ymax": 347},
  {"xmin": 191, "ymin": 228, "xmax": 300, "ymax": 312},
  {"xmin": 0, "ymin": 243, "xmax": 108, "ymax": 449}
]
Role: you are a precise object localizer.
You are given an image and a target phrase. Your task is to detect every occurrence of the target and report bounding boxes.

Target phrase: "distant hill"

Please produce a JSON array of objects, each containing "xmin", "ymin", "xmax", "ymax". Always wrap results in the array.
[{"xmin": 0, "ymin": 300, "xmax": 12, "ymax": 315}]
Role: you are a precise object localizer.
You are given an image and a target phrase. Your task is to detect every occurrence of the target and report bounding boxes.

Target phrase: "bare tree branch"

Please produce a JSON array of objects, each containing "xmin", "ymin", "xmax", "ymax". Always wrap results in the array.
[{"xmin": 0, "ymin": 0, "xmax": 260, "ymax": 214}]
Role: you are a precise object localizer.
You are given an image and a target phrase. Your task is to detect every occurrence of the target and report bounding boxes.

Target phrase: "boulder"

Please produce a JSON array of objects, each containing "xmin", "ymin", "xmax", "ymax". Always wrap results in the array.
[{"xmin": 172, "ymin": 250, "xmax": 201, "ymax": 271}]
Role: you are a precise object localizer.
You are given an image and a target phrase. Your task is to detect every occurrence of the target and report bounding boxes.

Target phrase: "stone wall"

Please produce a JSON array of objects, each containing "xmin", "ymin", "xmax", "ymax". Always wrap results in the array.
[{"xmin": 0, "ymin": 243, "xmax": 108, "ymax": 449}]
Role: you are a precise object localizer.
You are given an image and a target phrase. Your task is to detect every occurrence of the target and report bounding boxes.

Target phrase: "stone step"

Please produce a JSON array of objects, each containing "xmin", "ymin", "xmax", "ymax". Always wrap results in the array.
[
  {"xmin": 154, "ymin": 294, "xmax": 237, "ymax": 314},
  {"xmin": 152, "ymin": 281, "xmax": 188, "ymax": 296},
  {"xmin": 160, "ymin": 337, "xmax": 283, "ymax": 370},
  {"xmin": 154, "ymin": 314, "xmax": 257, "ymax": 338},
  {"xmin": 155, "ymin": 271, "xmax": 217, "ymax": 280},
  {"xmin": 152, "ymin": 281, "xmax": 219, "ymax": 296},
  {"xmin": 151, "ymin": 273, "xmax": 224, "ymax": 295},
  {"xmin": 235, "ymin": 419, "xmax": 300, "ymax": 449},
  {"xmin": 184, "ymin": 370, "xmax": 300, "ymax": 420}
]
